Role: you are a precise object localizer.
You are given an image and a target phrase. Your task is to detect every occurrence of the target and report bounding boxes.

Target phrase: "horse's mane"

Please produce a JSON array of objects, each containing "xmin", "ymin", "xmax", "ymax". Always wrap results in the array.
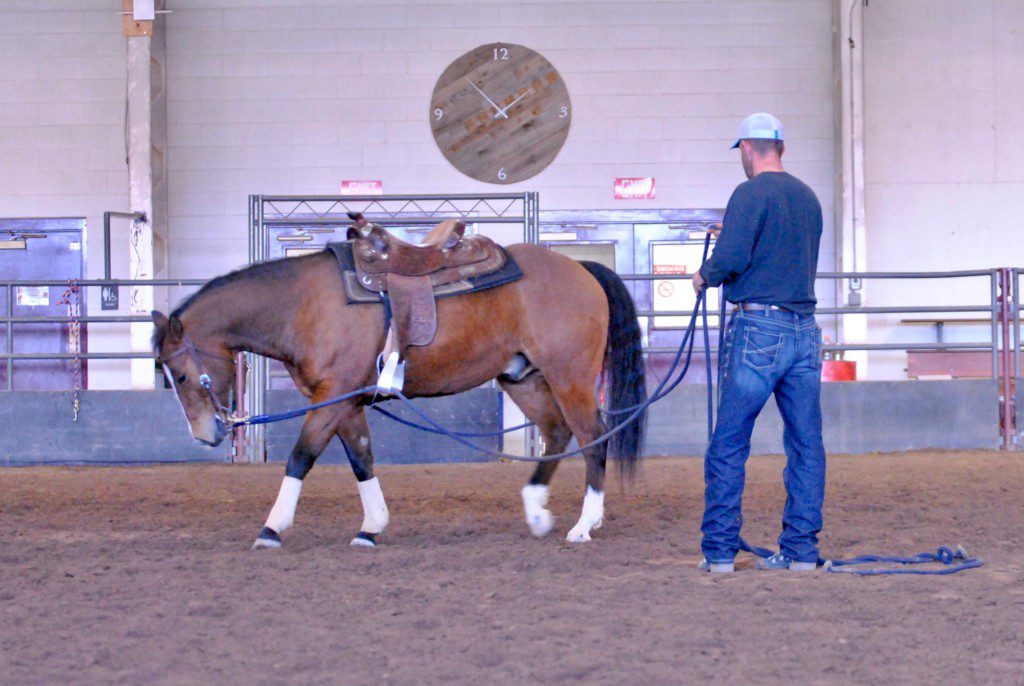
[
  {"xmin": 152, "ymin": 251, "xmax": 327, "ymax": 351},
  {"xmin": 171, "ymin": 251, "xmax": 325, "ymax": 320}
]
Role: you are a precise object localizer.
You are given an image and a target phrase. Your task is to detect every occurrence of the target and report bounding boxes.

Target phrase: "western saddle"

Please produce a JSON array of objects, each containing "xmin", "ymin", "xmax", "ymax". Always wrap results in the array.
[{"xmin": 346, "ymin": 212, "xmax": 507, "ymax": 393}]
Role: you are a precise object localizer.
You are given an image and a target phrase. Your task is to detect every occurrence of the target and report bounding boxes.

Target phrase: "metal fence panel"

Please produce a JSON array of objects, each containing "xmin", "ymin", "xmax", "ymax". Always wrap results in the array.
[
  {"xmin": 645, "ymin": 379, "xmax": 999, "ymax": 456},
  {"xmin": 0, "ymin": 391, "xmax": 228, "ymax": 466},
  {"xmin": 264, "ymin": 388, "xmax": 503, "ymax": 465}
]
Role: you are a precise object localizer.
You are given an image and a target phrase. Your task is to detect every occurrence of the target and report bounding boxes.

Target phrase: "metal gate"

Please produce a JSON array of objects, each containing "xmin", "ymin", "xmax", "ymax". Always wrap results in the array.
[
  {"xmin": 246, "ymin": 193, "xmax": 539, "ymax": 464},
  {"xmin": 539, "ymin": 209, "xmax": 724, "ymax": 385}
]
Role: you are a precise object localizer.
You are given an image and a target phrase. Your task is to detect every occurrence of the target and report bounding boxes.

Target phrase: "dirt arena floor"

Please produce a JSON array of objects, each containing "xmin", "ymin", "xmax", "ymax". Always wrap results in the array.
[{"xmin": 2, "ymin": 451, "xmax": 1023, "ymax": 685}]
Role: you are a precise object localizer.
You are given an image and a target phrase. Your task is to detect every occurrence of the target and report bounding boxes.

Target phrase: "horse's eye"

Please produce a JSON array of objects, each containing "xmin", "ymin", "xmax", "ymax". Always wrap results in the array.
[{"xmin": 177, "ymin": 374, "xmax": 187, "ymax": 384}]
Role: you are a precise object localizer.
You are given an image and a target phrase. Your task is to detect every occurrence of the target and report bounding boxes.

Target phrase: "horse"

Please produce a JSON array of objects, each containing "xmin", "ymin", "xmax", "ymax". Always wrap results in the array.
[{"xmin": 151, "ymin": 229, "xmax": 647, "ymax": 549}]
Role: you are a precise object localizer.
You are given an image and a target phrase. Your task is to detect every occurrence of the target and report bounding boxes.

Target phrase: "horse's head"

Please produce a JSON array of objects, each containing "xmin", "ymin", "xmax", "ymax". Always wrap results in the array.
[{"xmin": 151, "ymin": 310, "xmax": 234, "ymax": 447}]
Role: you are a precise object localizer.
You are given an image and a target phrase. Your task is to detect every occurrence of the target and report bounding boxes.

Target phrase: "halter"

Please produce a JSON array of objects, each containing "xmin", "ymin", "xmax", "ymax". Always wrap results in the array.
[{"xmin": 158, "ymin": 333, "xmax": 242, "ymax": 422}]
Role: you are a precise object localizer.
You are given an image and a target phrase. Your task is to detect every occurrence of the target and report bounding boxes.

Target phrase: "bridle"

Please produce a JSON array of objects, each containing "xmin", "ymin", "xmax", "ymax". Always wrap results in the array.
[{"xmin": 157, "ymin": 333, "xmax": 242, "ymax": 424}]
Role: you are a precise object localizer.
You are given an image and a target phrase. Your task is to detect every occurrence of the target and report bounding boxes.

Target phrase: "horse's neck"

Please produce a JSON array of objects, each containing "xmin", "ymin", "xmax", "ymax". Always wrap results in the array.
[{"xmin": 183, "ymin": 270, "xmax": 304, "ymax": 364}]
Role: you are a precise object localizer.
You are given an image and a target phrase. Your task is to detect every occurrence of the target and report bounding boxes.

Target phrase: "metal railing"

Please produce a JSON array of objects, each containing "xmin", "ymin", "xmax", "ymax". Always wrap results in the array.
[
  {"xmin": 1, "ymin": 278, "xmax": 205, "ymax": 392},
  {"xmin": 620, "ymin": 267, "xmax": 1019, "ymax": 449},
  {"xmin": 3, "ymin": 267, "xmax": 1020, "ymax": 449}
]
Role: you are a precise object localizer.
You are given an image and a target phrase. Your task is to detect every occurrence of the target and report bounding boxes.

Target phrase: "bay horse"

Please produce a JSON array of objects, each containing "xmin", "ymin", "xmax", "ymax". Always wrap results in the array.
[{"xmin": 151, "ymin": 234, "xmax": 647, "ymax": 549}]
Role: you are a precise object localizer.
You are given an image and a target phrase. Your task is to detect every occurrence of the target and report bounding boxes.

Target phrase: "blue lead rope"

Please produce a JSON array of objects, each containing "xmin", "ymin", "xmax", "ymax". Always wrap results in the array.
[
  {"xmin": 370, "ymin": 405, "xmax": 532, "ymax": 438},
  {"xmin": 238, "ymin": 384, "xmax": 377, "ymax": 426},
  {"xmin": 822, "ymin": 545, "xmax": 984, "ymax": 576}
]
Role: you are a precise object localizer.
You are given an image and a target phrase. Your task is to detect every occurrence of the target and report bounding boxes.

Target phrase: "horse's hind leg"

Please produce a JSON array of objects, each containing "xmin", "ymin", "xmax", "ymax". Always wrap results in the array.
[
  {"xmin": 547, "ymin": 381, "xmax": 607, "ymax": 543},
  {"xmin": 335, "ymin": 404, "xmax": 389, "ymax": 548},
  {"xmin": 253, "ymin": 404, "xmax": 338, "ymax": 550},
  {"xmin": 499, "ymin": 374, "xmax": 572, "ymax": 538}
]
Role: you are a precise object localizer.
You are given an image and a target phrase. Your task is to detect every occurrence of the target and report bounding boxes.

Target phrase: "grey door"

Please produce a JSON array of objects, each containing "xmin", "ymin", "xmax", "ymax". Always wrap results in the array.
[{"xmin": 0, "ymin": 218, "xmax": 87, "ymax": 391}]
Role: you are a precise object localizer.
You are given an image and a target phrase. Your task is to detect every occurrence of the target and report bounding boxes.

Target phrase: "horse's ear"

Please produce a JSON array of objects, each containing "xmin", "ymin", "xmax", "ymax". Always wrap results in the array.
[
  {"xmin": 167, "ymin": 315, "xmax": 184, "ymax": 341},
  {"xmin": 152, "ymin": 310, "xmax": 169, "ymax": 330},
  {"xmin": 347, "ymin": 212, "xmax": 368, "ymax": 228}
]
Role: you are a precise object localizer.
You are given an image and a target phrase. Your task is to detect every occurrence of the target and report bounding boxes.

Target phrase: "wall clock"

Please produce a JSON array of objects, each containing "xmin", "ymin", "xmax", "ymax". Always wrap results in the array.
[{"xmin": 430, "ymin": 42, "xmax": 572, "ymax": 185}]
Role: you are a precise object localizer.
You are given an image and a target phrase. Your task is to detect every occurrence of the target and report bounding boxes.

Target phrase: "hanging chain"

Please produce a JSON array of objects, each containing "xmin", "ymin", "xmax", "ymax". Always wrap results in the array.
[{"xmin": 56, "ymin": 279, "xmax": 82, "ymax": 421}]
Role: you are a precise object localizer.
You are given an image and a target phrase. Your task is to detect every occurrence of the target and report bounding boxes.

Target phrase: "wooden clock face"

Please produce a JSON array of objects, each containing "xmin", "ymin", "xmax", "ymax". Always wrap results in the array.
[{"xmin": 430, "ymin": 43, "xmax": 571, "ymax": 185}]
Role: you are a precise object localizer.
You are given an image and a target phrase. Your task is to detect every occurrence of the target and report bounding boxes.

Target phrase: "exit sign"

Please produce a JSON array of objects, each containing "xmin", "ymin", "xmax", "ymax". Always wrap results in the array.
[
  {"xmin": 614, "ymin": 177, "xmax": 655, "ymax": 199},
  {"xmin": 341, "ymin": 180, "xmax": 383, "ymax": 195}
]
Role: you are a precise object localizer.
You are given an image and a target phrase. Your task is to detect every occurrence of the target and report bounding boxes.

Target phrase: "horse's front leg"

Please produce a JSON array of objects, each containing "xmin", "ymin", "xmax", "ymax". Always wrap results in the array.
[
  {"xmin": 336, "ymin": 404, "xmax": 389, "ymax": 548},
  {"xmin": 252, "ymin": 406, "xmax": 336, "ymax": 550}
]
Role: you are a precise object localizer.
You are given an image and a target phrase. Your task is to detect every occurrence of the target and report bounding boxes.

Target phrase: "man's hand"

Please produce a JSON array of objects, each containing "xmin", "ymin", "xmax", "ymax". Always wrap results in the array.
[
  {"xmin": 691, "ymin": 269, "xmax": 707, "ymax": 294},
  {"xmin": 708, "ymin": 222, "xmax": 722, "ymax": 238}
]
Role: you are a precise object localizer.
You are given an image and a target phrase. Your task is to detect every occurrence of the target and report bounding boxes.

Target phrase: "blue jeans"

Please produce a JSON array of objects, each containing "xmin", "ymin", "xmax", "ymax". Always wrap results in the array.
[{"xmin": 700, "ymin": 308, "xmax": 826, "ymax": 564}]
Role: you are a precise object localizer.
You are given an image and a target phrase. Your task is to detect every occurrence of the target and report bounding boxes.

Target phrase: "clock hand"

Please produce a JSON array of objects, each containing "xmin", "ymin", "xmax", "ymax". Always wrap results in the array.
[
  {"xmin": 493, "ymin": 89, "xmax": 533, "ymax": 119},
  {"xmin": 463, "ymin": 76, "xmax": 508, "ymax": 119}
]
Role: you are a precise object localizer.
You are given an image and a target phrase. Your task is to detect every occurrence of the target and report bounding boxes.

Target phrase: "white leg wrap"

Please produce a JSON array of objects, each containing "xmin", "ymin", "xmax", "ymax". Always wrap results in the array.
[
  {"xmin": 357, "ymin": 477, "xmax": 389, "ymax": 534},
  {"xmin": 566, "ymin": 487, "xmax": 604, "ymax": 543},
  {"xmin": 376, "ymin": 351, "xmax": 405, "ymax": 395},
  {"xmin": 521, "ymin": 484, "xmax": 555, "ymax": 538},
  {"xmin": 265, "ymin": 476, "xmax": 303, "ymax": 534}
]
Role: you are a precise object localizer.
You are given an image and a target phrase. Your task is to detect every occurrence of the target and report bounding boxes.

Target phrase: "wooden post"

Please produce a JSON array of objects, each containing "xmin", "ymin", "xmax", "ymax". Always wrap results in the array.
[{"xmin": 121, "ymin": 0, "xmax": 153, "ymax": 37}]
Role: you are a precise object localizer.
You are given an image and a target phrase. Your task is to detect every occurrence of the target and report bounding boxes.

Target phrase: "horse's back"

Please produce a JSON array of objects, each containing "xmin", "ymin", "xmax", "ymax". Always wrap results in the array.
[{"xmin": 504, "ymin": 242, "xmax": 609, "ymax": 314}]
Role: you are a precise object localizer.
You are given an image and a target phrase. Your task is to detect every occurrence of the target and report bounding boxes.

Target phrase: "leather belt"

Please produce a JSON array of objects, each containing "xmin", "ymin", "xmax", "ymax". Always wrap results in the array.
[{"xmin": 734, "ymin": 302, "xmax": 791, "ymax": 314}]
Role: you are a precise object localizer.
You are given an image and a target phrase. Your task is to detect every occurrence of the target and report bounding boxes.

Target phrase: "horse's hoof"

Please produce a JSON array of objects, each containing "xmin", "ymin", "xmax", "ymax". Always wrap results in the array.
[
  {"xmin": 252, "ymin": 527, "xmax": 282, "ymax": 550},
  {"xmin": 350, "ymin": 531, "xmax": 378, "ymax": 548},
  {"xmin": 566, "ymin": 528, "xmax": 592, "ymax": 543},
  {"xmin": 527, "ymin": 510, "xmax": 555, "ymax": 538}
]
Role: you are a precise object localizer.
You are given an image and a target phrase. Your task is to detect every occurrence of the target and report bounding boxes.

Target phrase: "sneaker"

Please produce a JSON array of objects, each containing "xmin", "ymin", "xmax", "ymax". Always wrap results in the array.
[
  {"xmin": 755, "ymin": 552, "xmax": 817, "ymax": 572},
  {"xmin": 698, "ymin": 557, "xmax": 735, "ymax": 573}
]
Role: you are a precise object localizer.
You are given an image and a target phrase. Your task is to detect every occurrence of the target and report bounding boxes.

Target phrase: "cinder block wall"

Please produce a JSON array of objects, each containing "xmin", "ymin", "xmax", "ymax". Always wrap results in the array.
[
  {"xmin": 0, "ymin": 1, "xmax": 129, "ymax": 281},
  {"xmin": 1, "ymin": 0, "xmax": 836, "ymax": 387},
  {"xmin": 0, "ymin": 1, "xmax": 132, "ymax": 388},
  {"xmin": 162, "ymin": 0, "xmax": 837, "ymax": 279},
  {"xmin": 862, "ymin": 0, "xmax": 1024, "ymax": 379}
]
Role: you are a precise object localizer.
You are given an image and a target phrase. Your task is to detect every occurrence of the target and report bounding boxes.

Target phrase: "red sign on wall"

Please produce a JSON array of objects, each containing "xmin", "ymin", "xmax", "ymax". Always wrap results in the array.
[
  {"xmin": 614, "ymin": 177, "xmax": 655, "ymax": 199},
  {"xmin": 340, "ymin": 180, "xmax": 383, "ymax": 195}
]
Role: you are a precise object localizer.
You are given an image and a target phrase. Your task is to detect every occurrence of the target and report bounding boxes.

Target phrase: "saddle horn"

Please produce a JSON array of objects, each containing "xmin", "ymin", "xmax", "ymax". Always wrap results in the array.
[{"xmin": 347, "ymin": 212, "xmax": 370, "ymax": 240}]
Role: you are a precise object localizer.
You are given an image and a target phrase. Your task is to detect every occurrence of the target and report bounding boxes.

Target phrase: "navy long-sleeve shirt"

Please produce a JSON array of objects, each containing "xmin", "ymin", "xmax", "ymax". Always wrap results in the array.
[{"xmin": 698, "ymin": 171, "xmax": 822, "ymax": 315}]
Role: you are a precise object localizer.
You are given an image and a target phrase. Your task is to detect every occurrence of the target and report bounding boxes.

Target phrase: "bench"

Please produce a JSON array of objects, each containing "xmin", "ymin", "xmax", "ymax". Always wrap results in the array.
[
  {"xmin": 900, "ymin": 317, "xmax": 991, "ymax": 343},
  {"xmin": 901, "ymin": 318, "xmax": 995, "ymax": 379}
]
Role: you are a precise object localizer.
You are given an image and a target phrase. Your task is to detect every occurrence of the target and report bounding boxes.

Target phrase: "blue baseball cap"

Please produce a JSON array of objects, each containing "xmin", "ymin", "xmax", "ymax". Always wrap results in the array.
[{"xmin": 730, "ymin": 112, "xmax": 785, "ymax": 149}]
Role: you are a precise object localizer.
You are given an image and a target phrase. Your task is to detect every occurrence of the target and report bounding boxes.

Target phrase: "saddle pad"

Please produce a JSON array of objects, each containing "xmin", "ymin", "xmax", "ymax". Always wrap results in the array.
[{"xmin": 327, "ymin": 240, "xmax": 523, "ymax": 305}]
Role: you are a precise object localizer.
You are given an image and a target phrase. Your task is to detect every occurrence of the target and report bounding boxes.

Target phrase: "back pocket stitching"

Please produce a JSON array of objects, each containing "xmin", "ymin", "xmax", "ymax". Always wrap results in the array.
[{"xmin": 742, "ymin": 329, "xmax": 783, "ymax": 370}]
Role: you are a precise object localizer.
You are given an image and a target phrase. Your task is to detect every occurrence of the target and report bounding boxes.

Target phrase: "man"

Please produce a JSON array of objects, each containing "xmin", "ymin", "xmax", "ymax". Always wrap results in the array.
[{"xmin": 692, "ymin": 112, "xmax": 826, "ymax": 573}]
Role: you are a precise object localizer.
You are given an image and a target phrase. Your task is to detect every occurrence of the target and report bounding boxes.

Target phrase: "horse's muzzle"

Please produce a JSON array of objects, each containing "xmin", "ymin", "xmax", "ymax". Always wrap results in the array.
[{"xmin": 199, "ymin": 415, "xmax": 231, "ymax": 447}]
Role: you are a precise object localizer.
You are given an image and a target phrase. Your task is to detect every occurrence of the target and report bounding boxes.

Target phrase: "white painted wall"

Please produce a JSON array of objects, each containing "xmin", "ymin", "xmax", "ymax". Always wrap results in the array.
[
  {"xmin": 162, "ymin": 0, "xmax": 836, "ymax": 280},
  {"xmin": 862, "ymin": 0, "xmax": 1024, "ymax": 379},
  {"xmin": 2, "ymin": 0, "xmax": 837, "ymax": 388},
  {"xmin": 0, "ymin": 1, "xmax": 134, "ymax": 388}
]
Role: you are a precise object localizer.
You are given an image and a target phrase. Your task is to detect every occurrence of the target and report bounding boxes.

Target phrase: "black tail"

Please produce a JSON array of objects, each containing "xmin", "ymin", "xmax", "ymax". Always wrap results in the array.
[{"xmin": 579, "ymin": 261, "xmax": 647, "ymax": 478}]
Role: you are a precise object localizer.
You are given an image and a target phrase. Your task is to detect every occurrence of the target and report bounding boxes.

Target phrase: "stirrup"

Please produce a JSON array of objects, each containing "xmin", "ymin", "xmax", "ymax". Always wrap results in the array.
[{"xmin": 376, "ymin": 351, "xmax": 405, "ymax": 395}]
